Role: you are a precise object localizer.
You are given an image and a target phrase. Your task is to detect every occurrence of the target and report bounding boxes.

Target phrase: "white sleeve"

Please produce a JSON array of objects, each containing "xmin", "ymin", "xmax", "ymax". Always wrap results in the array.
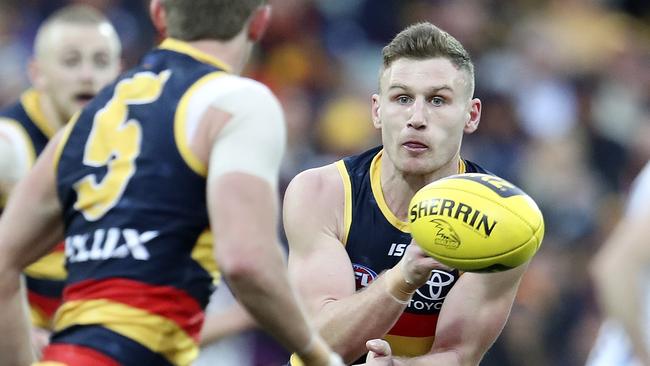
[
  {"xmin": 626, "ymin": 161, "xmax": 650, "ymax": 216},
  {"xmin": 0, "ymin": 119, "xmax": 33, "ymax": 186},
  {"xmin": 207, "ymin": 77, "xmax": 286, "ymax": 189}
]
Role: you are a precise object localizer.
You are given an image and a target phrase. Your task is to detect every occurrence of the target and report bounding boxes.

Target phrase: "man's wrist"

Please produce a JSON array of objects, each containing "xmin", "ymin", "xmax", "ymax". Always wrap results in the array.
[
  {"xmin": 384, "ymin": 268, "xmax": 417, "ymax": 304},
  {"xmin": 297, "ymin": 334, "xmax": 341, "ymax": 366}
]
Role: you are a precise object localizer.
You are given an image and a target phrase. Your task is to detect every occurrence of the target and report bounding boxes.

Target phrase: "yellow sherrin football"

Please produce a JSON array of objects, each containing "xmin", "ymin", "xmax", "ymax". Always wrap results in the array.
[{"xmin": 408, "ymin": 173, "xmax": 544, "ymax": 272}]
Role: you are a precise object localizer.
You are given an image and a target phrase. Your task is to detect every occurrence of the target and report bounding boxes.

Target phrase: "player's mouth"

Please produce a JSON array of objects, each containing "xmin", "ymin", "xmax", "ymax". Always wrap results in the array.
[
  {"xmin": 402, "ymin": 140, "xmax": 429, "ymax": 152},
  {"xmin": 74, "ymin": 92, "xmax": 96, "ymax": 104}
]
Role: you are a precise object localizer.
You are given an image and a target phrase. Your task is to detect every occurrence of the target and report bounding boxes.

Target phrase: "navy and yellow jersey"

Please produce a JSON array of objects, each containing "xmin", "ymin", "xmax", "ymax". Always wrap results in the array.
[
  {"xmin": 0, "ymin": 89, "xmax": 66, "ymax": 329},
  {"xmin": 52, "ymin": 38, "xmax": 224, "ymax": 366},
  {"xmin": 337, "ymin": 145, "xmax": 488, "ymax": 358}
]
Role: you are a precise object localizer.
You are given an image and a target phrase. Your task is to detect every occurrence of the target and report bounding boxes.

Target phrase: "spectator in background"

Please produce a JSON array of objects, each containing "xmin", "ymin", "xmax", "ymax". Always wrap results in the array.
[{"xmin": 0, "ymin": 4, "xmax": 121, "ymax": 356}]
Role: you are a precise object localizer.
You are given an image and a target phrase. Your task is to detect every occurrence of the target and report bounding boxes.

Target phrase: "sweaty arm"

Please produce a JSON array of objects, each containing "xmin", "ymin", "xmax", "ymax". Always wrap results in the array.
[
  {"xmin": 591, "ymin": 162, "xmax": 650, "ymax": 364},
  {"xmin": 285, "ymin": 166, "xmax": 438, "ymax": 363},
  {"xmin": 0, "ymin": 130, "xmax": 65, "ymax": 365},
  {"xmin": 203, "ymin": 77, "xmax": 339, "ymax": 365}
]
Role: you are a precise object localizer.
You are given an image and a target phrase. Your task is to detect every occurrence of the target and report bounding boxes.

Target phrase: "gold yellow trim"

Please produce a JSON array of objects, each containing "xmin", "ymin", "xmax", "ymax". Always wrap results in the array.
[
  {"xmin": 30, "ymin": 306, "xmax": 50, "ymax": 329},
  {"xmin": 174, "ymin": 72, "xmax": 227, "ymax": 177},
  {"xmin": 21, "ymin": 89, "xmax": 55, "ymax": 138},
  {"xmin": 55, "ymin": 299, "xmax": 198, "ymax": 366},
  {"xmin": 370, "ymin": 150, "xmax": 410, "ymax": 232},
  {"xmin": 289, "ymin": 353, "xmax": 303, "ymax": 366},
  {"xmin": 24, "ymin": 251, "xmax": 67, "ymax": 280},
  {"xmin": 383, "ymin": 334, "xmax": 434, "ymax": 357},
  {"xmin": 159, "ymin": 38, "xmax": 232, "ymax": 73},
  {"xmin": 458, "ymin": 158, "xmax": 466, "ymax": 173},
  {"xmin": 52, "ymin": 112, "xmax": 80, "ymax": 174},
  {"xmin": 335, "ymin": 160, "xmax": 352, "ymax": 245},
  {"xmin": 0, "ymin": 118, "xmax": 37, "ymax": 167},
  {"xmin": 369, "ymin": 153, "xmax": 468, "ymax": 233},
  {"xmin": 191, "ymin": 230, "xmax": 221, "ymax": 285}
]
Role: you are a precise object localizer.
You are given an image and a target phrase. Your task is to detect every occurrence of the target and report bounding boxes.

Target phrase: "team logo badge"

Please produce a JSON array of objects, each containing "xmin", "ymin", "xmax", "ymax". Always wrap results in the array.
[{"xmin": 353, "ymin": 263, "xmax": 377, "ymax": 288}]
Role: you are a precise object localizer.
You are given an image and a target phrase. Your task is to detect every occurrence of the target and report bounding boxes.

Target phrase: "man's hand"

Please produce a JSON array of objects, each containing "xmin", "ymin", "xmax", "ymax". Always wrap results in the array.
[
  {"xmin": 398, "ymin": 241, "xmax": 451, "ymax": 288},
  {"xmin": 363, "ymin": 339, "xmax": 394, "ymax": 366}
]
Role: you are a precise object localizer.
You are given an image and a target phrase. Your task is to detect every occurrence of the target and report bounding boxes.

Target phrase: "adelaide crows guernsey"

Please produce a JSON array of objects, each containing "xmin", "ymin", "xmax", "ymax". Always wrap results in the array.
[
  {"xmin": 337, "ymin": 145, "xmax": 488, "ymax": 358},
  {"xmin": 0, "ymin": 89, "xmax": 66, "ymax": 329},
  {"xmin": 52, "ymin": 39, "xmax": 224, "ymax": 366}
]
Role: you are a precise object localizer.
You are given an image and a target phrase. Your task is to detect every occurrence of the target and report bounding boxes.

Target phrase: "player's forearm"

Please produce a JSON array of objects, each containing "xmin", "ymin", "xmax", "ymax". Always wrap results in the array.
[
  {"xmin": 219, "ymin": 237, "xmax": 317, "ymax": 357},
  {"xmin": 0, "ymin": 270, "xmax": 36, "ymax": 365},
  {"xmin": 315, "ymin": 270, "xmax": 412, "ymax": 363}
]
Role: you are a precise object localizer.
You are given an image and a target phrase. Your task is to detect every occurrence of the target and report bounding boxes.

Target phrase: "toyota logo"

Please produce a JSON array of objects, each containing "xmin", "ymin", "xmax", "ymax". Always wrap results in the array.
[{"xmin": 415, "ymin": 270, "xmax": 456, "ymax": 301}]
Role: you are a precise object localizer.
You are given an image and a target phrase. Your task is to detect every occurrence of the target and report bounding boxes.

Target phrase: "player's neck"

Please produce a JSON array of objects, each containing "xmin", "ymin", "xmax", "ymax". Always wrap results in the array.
[
  {"xmin": 186, "ymin": 34, "xmax": 249, "ymax": 75},
  {"xmin": 380, "ymin": 155, "xmax": 459, "ymax": 221},
  {"xmin": 37, "ymin": 93, "xmax": 66, "ymax": 132}
]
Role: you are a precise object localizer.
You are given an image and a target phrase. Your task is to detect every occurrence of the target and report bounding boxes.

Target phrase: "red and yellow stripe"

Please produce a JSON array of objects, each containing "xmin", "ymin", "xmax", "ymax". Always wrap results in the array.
[{"xmin": 55, "ymin": 278, "xmax": 204, "ymax": 366}]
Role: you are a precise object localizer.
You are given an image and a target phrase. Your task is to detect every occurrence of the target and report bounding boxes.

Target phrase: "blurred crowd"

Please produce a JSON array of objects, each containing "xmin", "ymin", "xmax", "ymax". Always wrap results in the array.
[{"xmin": 1, "ymin": 0, "xmax": 649, "ymax": 365}]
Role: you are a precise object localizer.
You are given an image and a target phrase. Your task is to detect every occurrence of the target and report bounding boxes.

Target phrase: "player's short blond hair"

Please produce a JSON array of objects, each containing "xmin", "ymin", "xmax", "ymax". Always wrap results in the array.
[
  {"xmin": 161, "ymin": 0, "xmax": 265, "ymax": 42},
  {"xmin": 381, "ymin": 22, "xmax": 475, "ymax": 96},
  {"xmin": 34, "ymin": 5, "xmax": 119, "ymax": 57}
]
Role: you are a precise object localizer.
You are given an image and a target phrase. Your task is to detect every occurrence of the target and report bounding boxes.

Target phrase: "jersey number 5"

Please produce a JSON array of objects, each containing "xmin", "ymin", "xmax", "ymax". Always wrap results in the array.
[{"xmin": 74, "ymin": 70, "xmax": 171, "ymax": 221}]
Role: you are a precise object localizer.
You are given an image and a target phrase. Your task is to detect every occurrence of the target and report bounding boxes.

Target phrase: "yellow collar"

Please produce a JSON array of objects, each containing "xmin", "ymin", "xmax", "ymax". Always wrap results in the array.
[
  {"xmin": 158, "ymin": 38, "xmax": 232, "ymax": 72},
  {"xmin": 20, "ymin": 89, "xmax": 55, "ymax": 138},
  {"xmin": 369, "ymin": 149, "xmax": 467, "ymax": 232}
]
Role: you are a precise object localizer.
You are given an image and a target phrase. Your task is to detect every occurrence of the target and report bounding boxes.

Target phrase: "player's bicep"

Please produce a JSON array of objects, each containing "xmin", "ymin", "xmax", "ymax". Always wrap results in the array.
[{"xmin": 284, "ymin": 169, "xmax": 356, "ymax": 313}]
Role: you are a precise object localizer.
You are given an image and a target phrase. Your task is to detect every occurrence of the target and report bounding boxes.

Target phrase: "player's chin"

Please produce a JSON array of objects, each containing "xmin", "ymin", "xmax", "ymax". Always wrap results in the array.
[{"xmin": 397, "ymin": 159, "xmax": 433, "ymax": 175}]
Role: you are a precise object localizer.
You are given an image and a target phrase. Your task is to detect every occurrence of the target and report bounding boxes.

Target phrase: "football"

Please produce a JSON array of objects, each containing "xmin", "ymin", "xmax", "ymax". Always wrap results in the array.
[{"xmin": 408, "ymin": 173, "xmax": 544, "ymax": 272}]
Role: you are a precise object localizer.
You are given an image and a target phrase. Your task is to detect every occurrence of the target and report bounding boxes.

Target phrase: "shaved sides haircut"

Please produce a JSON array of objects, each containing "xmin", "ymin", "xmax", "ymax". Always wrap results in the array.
[{"xmin": 161, "ymin": 0, "xmax": 265, "ymax": 41}]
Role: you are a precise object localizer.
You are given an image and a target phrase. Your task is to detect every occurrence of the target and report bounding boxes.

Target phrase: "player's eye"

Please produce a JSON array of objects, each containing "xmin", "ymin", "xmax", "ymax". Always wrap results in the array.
[
  {"xmin": 430, "ymin": 96, "xmax": 445, "ymax": 106},
  {"xmin": 94, "ymin": 53, "xmax": 110, "ymax": 69},
  {"xmin": 396, "ymin": 95, "xmax": 412, "ymax": 104},
  {"xmin": 62, "ymin": 55, "xmax": 81, "ymax": 68}
]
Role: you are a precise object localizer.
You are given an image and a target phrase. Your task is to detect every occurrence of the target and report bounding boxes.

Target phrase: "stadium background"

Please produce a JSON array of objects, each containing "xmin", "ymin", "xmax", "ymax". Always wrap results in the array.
[{"xmin": 1, "ymin": 0, "xmax": 648, "ymax": 365}]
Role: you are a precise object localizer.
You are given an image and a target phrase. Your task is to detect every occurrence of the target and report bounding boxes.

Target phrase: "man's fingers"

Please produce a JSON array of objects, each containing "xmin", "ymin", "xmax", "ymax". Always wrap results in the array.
[{"xmin": 366, "ymin": 339, "xmax": 391, "ymax": 357}]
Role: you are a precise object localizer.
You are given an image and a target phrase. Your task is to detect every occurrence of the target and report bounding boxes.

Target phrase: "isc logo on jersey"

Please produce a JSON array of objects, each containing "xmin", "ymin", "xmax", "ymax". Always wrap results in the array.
[
  {"xmin": 353, "ymin": 264, "xmax": 378, "ymax": 288},
  {"xmin": 66, "ymin": 228, "xmax": 158, "ymax": 263}
]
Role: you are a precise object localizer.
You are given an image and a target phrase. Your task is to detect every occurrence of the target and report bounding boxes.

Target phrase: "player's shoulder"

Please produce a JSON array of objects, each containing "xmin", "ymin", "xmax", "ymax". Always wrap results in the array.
[
  {"xmin": 0, "ymin": 117, "xmax": 29, "ymax": 145},
  {"xmin": 285, "ymin": 163, "xmax": 344, "ymax": 210},
  {"xmin": 205, "ymin": 74, "xmax": 277, "ymax": 103}
]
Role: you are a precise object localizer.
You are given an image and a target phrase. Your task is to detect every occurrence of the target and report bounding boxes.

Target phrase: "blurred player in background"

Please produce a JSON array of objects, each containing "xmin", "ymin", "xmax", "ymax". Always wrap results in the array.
[
  {"xmin": 0, "ymin": 4, "xmax": 121, "ymax": 356},
  {"xmin": 588, "ymin": 161, "xmax": 650, "ymax": 366},
  {"xmin": 0, "ymin": 0, "xmax": 342, "ymax": 365},
  {"xmin": 284, "ymin": 22, "xmax": 528, "ymax": 365}
]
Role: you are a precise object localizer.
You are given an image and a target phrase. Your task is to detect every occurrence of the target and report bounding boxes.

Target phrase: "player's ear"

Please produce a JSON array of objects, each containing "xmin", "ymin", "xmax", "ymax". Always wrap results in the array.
[
  {"xmin": 372, "ymin": 94, "xmax": 382, "ymax": 129},
  {"xmin": 464, "ymin": 98, "xmax": 481, "ymax": 133},
  {"xmin": 149, "ymin": 0, "xmax": 167, "ymax": 38},
  {"xmin": 27, "ymin": 59, "xmax": 44, "ymax": 89},
  {"xmin": 247, "ymin": 5, "xmax": 271, "ymax": 42}
]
